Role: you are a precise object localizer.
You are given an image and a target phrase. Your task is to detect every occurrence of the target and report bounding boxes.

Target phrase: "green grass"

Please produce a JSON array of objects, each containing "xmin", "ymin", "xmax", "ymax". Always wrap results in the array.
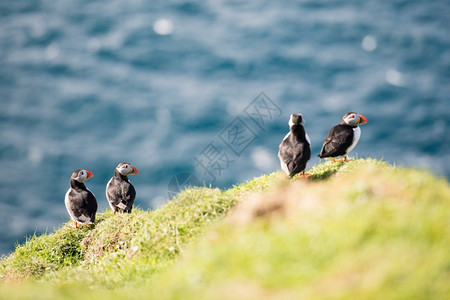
[{"xmin": 1, "ymin": 158, "xmax": 449, "ymax": 299}]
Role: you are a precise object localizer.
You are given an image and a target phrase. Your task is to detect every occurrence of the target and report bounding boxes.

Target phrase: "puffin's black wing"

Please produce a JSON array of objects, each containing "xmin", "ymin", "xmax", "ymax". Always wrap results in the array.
[
  {"xmin": 120, "ymin": 182, "xmax": 136, "ymax": 213},
  {"xmin": 83, "ymin": 190, "xmax": 97, "ymax": 223},
  {"xmin": 318, "ymin": 124, "xmax": 354, "ymax": 158},
  {"xmin": 67, "ymin": 189, "xmax": 97, "ymax": 223},
  {"xmin": 106, "ymin": 178, "xmax": 136, "ymax": 213},
  {"xmin": 279, "ymin": 135, "xmax": 311, "ymax": 176},
  {"xmin": 278, "ymin": 138, "xmax": 294, "ymax": 173}
]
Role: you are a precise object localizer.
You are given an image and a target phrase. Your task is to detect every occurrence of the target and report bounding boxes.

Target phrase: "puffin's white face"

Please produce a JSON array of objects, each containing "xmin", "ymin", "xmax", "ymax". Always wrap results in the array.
[
  {"xmin": 73, "ymin": 169, "xmax": 93, "ymax": 182},
  {"xmin": 117, "ymin": 163, "xmax": 139, "ymax": 176},
  {"xmin": 343, "ymin": 113, "xmax": 359, "ymax": 126},
  {"xmin": 342, "ymin": 112, "xmax": 368, "ymax": 126}
]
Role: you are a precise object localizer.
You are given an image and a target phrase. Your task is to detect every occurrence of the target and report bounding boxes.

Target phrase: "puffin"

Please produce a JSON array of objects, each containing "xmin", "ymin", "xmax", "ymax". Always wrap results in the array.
[
  {"xmin": 64, "ymin": 169, "xmax": 97, "ymax": 228},
  {"xmin": 318, "ymin": 112, "xmax": 368, "ymax": 161},
  {"xmin": 106, "ymin": 162, "xmax": 139, "ymax": 214},
  {"xmin": 278, "ymin": 113, "xmax": 311, "ymax": 177}
]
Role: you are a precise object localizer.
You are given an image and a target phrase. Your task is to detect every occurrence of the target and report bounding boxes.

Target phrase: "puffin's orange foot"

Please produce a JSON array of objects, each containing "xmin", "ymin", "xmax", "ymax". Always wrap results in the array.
[
  {"xmin": 281, "ymin": 173, "xmax": 289, "ymax": 179},
  {"xmin": 298, "ymin": 173, "xmax": 311, "ymax": 178},
  {"xmin": 70, "ymin": 221, "xmax": 80, "ymax": 228},
  {"xmin": 332, "ymin": 158, "xmax": 347, "ymax": 163}
]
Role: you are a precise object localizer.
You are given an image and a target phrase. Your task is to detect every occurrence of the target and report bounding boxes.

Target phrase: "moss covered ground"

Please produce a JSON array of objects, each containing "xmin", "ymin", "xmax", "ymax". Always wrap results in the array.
[{"xmin": 1, "ymin": 158, "xmax": 449, "ymax": 299}]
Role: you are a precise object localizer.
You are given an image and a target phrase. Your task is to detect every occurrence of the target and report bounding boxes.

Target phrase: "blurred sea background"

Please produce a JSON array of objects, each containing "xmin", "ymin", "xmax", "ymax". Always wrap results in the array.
[{"xmin": 0, "ymin": 0, "xmax": 449, "ymax": 255}]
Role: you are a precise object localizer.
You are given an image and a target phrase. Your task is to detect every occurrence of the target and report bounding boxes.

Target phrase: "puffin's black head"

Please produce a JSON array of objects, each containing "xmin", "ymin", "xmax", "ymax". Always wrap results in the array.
[
  {"xmin": 71, "ymin": 169, "xmax": 93, "ymax": 183},
  {"xmin": 289, "ymin": 113, "xmax": 305, "ymax": 128},
  {"xmin": 116, "ymin": 162, "xmax": 139, "ymax": 176},
  {"xmin": 341, "ymin": 112, "xmax": 368, "ymax": 126}
]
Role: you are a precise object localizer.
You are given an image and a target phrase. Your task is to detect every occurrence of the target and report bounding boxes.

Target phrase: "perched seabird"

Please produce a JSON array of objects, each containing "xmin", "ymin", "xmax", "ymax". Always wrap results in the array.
[
  {"xmin": 106, "ymin": 162, "xmax": 139, "ymax": 214},
  {"xmin": 65, "ymin": 169, "xmax": 97, "ymax": 228},
  {"xmin": 278, "ymin": 113, "xmax": 311, "ymax": 177},
  {"xmin": 318, "ymin": 112, "xmax": 368, "ymax": 161}
]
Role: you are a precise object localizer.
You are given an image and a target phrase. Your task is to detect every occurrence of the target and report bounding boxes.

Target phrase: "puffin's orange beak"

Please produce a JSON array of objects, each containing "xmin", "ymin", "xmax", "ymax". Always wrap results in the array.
[
  {"xmin": 86, "ymin": 170, "xmax": 94, "ymax": 179},
  {"xmin": 359, "ymin": 114, "xmax": 368, "ymax": 124},
  {"xmin": 130, "ymin": 166, "xmax": 139, "ymax": 175}
]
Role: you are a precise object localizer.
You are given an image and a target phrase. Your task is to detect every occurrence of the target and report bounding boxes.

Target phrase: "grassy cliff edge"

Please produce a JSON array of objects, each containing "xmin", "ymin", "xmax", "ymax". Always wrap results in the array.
[{"xmin": 1, "ymin": 158, "xmax": 449, "ymax": 299}]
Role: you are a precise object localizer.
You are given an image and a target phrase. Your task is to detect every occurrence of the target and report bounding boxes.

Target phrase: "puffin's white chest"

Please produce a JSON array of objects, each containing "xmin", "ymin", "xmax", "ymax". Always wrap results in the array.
[
  {"xmin": 64, "ymin": 188, "xmax": 76, "ymax": 222},
  {"xmin": 64, "ymin": 189, "xmax": 70, "ymax": 208},
  {"xmin": 105, "ymin": 177, "xmax": 117, "ymax": 210},
  {"xmin": 345, "ymin": 126, "xmax": 361, "ymax": 154}
]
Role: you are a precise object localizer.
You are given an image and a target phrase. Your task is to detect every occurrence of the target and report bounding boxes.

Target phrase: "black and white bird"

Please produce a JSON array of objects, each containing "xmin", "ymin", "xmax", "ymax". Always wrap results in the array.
[
  {"xmin": 278, "ymin": 113, "xmax": 311, "ymax": 177},
  {"xmin": 106, "ymin": 162, "xmax": 139, "ymax": 214},
  {"xmin": 318, "ymin": 112, "xmax": 368, "ymax": 161},
  {"xmin": 65, "ymin": 169, "xmax": 97, "ymax": 228}
]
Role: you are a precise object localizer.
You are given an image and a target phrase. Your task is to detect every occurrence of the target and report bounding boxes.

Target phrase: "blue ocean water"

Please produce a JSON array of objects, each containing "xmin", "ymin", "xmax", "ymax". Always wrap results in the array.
[{"xmin": 0, "ymin": 0, "xmax": 449, "ymax": 255}]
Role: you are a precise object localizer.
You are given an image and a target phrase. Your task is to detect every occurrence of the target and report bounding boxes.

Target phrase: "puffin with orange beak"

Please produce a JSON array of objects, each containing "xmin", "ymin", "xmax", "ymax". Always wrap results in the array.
[
  {"xmin": 318, "ymin": 112, "xmax": 368, "ymax": 162},
  {"xmin": 65, "ymin": 169, "xmax": 97, "ymax": 228},
  {"xmin": 106, "ymin": 162, "xmax": 139, "ymax": 214}
]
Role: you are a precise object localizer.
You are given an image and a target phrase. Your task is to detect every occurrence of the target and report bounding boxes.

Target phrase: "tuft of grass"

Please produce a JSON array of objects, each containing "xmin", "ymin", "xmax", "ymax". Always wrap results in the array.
[
  {"xmin": 0, "ymin": 158, "xmax": 449, "ymax": 300},
  {"xmin": 226, "ymin": 172, "xmax": 284, "ymax": 198},
  {"xmin": 307, "ymin": 159, "xmax": 346, "ymax": 180},
  {"xmin": 1, "ymin": 222, "xmax": 92, "ymax": 283}
]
